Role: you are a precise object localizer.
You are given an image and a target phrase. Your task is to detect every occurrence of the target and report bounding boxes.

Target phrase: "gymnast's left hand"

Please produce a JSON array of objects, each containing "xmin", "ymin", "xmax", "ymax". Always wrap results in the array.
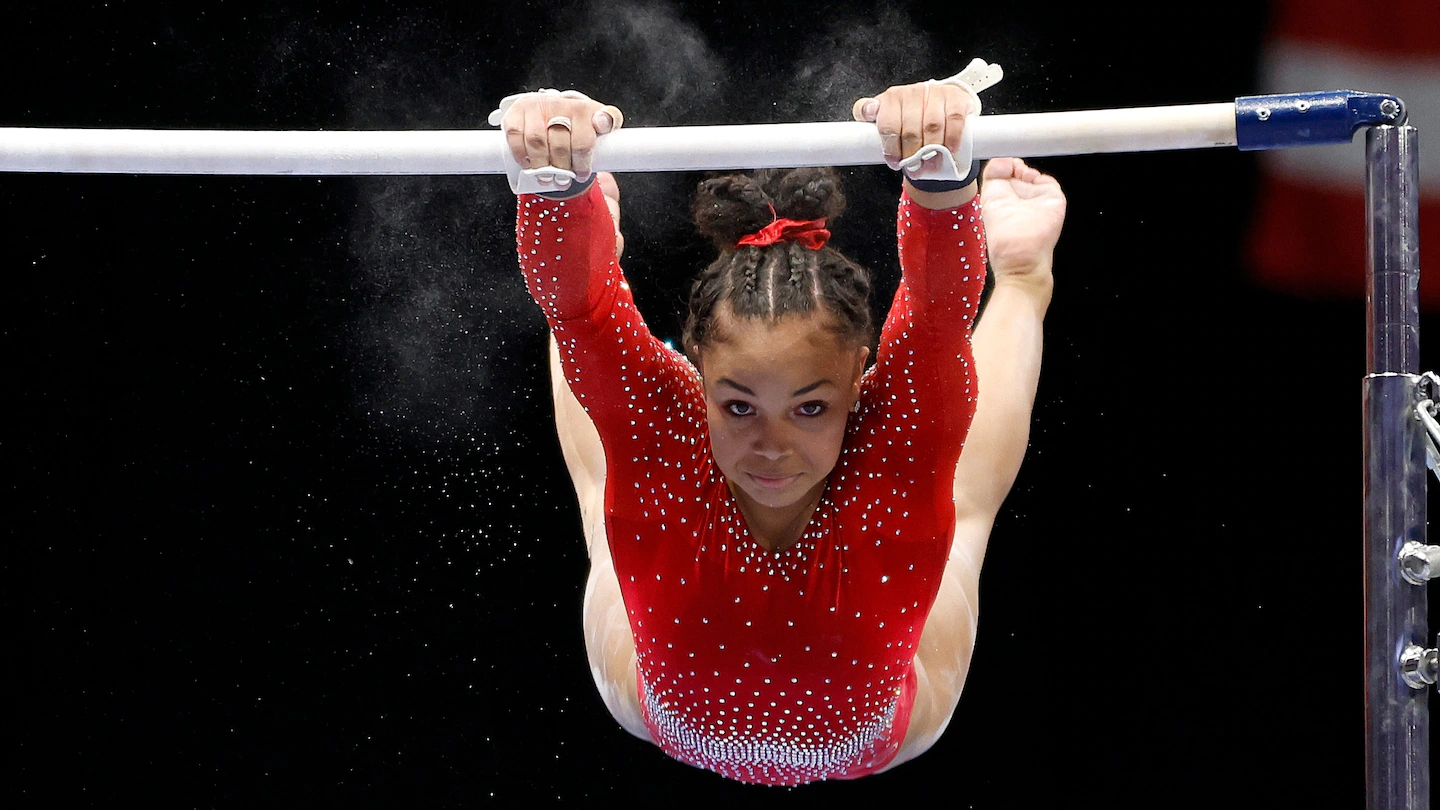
[{"xmin": 979, "ymin": 157, "xmax": 1067, "ymax": 281}]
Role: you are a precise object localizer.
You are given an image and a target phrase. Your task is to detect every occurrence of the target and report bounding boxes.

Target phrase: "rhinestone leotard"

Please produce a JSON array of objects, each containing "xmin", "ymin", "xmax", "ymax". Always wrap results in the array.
[{"xmin": 517, "ymin": 182, "xmax": 986, "ymax": 785}]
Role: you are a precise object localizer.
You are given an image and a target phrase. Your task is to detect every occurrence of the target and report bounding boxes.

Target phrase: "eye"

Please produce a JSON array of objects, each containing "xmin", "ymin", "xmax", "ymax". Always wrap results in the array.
[
  {"xmin": 797, "ymin": 401, "xmax": 826, "ymax": 417},
  {"xmin": 724, "ymin": 401, "xmax": 754, "ymax": 417}
]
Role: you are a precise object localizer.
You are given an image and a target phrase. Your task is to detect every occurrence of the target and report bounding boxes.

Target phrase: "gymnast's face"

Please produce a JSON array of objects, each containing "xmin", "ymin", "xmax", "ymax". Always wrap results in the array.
[{"xmin": 695, "ymin": 308, "xmax": 869, "ymax": 512}]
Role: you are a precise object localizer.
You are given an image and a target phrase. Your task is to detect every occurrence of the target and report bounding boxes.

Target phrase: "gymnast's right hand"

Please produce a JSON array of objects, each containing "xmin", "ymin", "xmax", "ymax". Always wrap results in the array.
[{"xmin": 500, "ymin": 91, "xmax": 624, "ymax": 184}]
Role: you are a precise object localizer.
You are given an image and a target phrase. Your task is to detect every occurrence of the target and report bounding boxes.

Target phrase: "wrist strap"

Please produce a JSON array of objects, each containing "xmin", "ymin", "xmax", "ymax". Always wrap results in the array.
[
  {"xmin": 907, "ymin": 159, "xmax": 982, "ymax": 192},
  {"xmin": 535, "ymin": 174, "xmax": 597, "ymax": 200}
]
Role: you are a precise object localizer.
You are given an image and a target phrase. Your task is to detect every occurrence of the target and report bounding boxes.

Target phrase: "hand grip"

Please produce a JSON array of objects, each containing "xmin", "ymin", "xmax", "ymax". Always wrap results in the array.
[
  {"xmin": 898, "ymin": 58, "xmax": 1002, "ymax": 183},
  {"xmin": 488, "ymin": 88, "xmax": 595, "ymax": 194}
]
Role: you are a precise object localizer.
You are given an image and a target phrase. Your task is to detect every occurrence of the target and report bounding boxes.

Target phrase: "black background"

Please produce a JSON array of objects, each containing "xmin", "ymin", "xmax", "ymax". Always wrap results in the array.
[{"xmin": 7, "ymin": 0, "xmax": 1429, "ymax": 806}]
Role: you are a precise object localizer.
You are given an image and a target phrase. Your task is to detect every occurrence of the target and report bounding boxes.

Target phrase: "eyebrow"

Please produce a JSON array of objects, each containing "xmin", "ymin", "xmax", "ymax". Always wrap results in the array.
[{"xmin": 717, "ymin": 377, "xmax": 834, "ymax": 397}]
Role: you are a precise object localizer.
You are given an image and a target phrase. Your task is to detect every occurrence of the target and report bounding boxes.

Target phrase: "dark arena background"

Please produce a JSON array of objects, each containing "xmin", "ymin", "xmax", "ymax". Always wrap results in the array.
[{"xmin": 8, "ymin": 0, "xmax": 1431, "ymax": 806}]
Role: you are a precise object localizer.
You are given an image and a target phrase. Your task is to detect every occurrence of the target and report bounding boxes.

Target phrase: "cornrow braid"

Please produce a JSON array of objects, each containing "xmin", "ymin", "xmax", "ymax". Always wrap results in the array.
[
  {"xmin": 683, "ymin": 167, "xmax": 873, "ymax": 359},
  {"xmin": 787, "ymin": 245, "xmax": 807, "ymax": 287}
]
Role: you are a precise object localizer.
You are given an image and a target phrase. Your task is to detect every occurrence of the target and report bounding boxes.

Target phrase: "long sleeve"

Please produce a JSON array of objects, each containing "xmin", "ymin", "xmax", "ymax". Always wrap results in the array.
[
  {"xmin": 524, "ymin": 186, "xmax": 989, "ymax": 785},
  {"xmin": 845, "ymin": 191, "xmax": 987, "ymax": 534},
  {"xmin": 514, "ymin": 183, "xmax": 706, "ymax": 479}
]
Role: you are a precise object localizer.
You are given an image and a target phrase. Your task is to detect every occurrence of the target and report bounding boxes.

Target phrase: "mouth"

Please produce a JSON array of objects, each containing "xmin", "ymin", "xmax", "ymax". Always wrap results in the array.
[{"xmin": 748, "ymin": 472, "xmax": 801, "ymax": 490}]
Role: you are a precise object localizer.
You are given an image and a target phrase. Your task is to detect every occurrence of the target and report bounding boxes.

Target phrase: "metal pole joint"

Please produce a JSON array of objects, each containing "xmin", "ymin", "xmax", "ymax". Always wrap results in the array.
[{"xmin": 1236, "ymin": 90, "xmax": 1406, "ymax": 151}]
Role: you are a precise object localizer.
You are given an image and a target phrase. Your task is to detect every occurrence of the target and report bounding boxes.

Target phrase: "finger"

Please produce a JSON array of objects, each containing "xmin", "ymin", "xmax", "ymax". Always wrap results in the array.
[
  {"xmin": 920, "ymin": 85, "xmax": 948, "ymax": 174},
  {"xmin": 523, "ymin": 104, "xmax": 550, "ymax": 169},
  {"xmin": 503, "ymin": 107, "xmax": 529, "ymax": 168},
  {"xmin": 546, "ymin": 114, "xmax": 572, "ymax": 173},
  {"xmin": 594, "ymin": 105, "xmax": 623, "ymax": 134},
  {"xmin": 899, "ymin": 85, "xmax": 925, "ymax": 164},
  {"xmin": 852, "ymin": 96, "xmax": 879, "ymax": 122},
  {"xmin": 942, "ymin": 86, "xmax": 972, "ymax": 159},
  {"xmin": 921, "ymin": 86, "xmax": 947, "ymax": 147},
  {"xmin": 568, "ymin": 115, "xmax": 595, "ymax": 180},
  {"xmin": 874, "ymin": 89, "xmax": 903, "ymax": 170}
]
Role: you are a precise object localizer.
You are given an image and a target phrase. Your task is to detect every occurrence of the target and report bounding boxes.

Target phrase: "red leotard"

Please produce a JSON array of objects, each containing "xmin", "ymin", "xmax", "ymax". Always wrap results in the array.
[{"xmin": 516, "ymin": 182, "xmax": 986, "ymax": 785}]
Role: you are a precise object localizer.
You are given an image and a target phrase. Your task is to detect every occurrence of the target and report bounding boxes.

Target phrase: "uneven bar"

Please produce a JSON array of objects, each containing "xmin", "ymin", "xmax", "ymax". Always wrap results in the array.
[
  {"xmin": 1362, "ymin": 124, "xmax": 1427, "ymax": 810},
  {"xmin": 0, "ymin": 103, "xmax": 1238, "ymax": 175}
]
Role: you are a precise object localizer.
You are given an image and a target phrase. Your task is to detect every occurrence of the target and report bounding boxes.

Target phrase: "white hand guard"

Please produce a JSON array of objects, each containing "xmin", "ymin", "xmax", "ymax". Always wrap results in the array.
[
  {"xmin": 896, "ymin": 58, "xmax": 1004, "ymax": 184},
  {"xmin": 488, "ymin": 88, "xmax": 597, "ymax": 195}
]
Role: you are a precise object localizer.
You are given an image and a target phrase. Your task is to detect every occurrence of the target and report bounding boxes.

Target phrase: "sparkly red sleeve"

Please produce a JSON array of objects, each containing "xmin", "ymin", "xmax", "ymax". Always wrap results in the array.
[
  {"xmin": 514, "ymin": 184, "xmax": 704, "ymax": 456},
  {"xmin": 852, "ymin": 192, "xmax": 987, "ymax": 526}
]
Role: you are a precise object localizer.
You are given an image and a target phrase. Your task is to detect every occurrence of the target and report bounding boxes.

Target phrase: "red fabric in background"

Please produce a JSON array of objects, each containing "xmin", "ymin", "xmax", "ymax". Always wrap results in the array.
[
  {"xmin": 1249, "ymin": 175, "xmax": 1440, "ymax": 308},
  {"xmin": 1268, "ymin": 0, "xmax": 1439, "ymax": 60},
  {"xmin": 1248, "ymin": 0, "xmax": 1438, "ymax": 309}
]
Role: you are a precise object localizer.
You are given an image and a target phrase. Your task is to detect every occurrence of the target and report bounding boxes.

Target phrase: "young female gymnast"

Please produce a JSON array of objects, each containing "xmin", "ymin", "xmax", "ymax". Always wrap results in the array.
[{"xmin": 502, "ymin": 79, "xmax": 1066, "ymax": 785}]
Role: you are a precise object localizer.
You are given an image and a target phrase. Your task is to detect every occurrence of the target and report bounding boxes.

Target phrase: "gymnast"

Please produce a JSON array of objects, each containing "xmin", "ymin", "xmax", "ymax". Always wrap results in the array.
[{"xmin": 502, "ymin": 77, "xmax": 1066, "ymax": 784}]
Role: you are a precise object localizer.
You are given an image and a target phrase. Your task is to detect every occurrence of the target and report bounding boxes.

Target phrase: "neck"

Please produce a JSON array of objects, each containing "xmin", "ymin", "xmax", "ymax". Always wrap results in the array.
[{"xmin": 729, "ymin": 477, "xmax": 826, "ymax": 553}]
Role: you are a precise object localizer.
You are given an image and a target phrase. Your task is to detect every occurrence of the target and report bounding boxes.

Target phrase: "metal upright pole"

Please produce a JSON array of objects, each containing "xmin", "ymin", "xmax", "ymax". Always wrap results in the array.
[{"xmin": 1363, "ymin": 123, "xmax": 1426, "ymax": 810}]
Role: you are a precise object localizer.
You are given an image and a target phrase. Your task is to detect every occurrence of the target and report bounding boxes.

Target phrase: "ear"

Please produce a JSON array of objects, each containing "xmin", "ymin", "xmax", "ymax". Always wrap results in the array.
[{"xmin": 850, "ymin": 344, "xmax": 870, "ymax": 396}]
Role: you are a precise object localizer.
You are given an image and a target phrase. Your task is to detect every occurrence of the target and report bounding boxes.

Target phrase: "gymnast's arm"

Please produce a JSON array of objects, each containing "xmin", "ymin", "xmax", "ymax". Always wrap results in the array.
[
  {"xmin": 505, "ymin": 94, "xmax": 692, "ymax": 447},
  {"xmin": 853, "ymin": 80, "xmax": 989, "ymax": 489},
  {"xmin": 949, "ymin": 158, "xmax": 1067, "ymax": 532}
]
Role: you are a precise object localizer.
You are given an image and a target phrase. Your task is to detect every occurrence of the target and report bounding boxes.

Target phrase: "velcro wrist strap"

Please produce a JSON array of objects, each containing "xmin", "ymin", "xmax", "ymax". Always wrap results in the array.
[
  {"xmin": 907, "ymin": 159, "xmax": 982, "ymax": 192},
  {"xmin": 534, "ymin": 174, "xmax": 597, "ymax": 201}
]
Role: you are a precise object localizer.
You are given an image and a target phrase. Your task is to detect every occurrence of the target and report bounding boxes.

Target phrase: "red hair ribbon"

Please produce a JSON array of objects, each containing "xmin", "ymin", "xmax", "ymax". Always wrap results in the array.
[{"xmin": 736, "ymin": 203, "xmax": 831, "ymax": 250}]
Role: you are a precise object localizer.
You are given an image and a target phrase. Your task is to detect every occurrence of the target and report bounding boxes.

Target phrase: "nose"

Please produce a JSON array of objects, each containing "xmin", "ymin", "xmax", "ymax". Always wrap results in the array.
[{"xmin": 752, "ymin": 416, "xmax": 792, "ymax": 460}]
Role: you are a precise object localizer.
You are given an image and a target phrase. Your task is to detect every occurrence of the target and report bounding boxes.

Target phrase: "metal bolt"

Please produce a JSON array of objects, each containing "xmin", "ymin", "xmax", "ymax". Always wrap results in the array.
[
  {"xmin": 1380, "ymin": 99, "xmax": 1399, "ymax": 118},
  {"xmin": 1398, "ymin": 540, "xmax": 1440, "ymax": 585},
  {"xmin": 1422, "ymin": 372, "xmax": 1440, "ymax": 399},
  {"xmin": 1296, "ymin": 100, "xmax": 1310, "ymax": 113},
  {"xmin": 1256, "ymin": 108, "xmax": 1271, "ymax": 121},
  {"xmin": 1399, "ymin": 644, "xmax": 1439, "ymax": 690}
]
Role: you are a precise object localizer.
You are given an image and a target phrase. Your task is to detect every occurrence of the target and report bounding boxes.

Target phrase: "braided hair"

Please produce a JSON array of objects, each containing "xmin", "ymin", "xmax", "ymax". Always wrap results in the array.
[{"xmin": 683, "ymin": 167, "xmax": 873, "ymax": 361}]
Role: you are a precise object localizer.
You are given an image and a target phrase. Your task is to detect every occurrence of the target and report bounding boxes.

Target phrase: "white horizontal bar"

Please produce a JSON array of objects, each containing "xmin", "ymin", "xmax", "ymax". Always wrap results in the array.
[
  {"xmin": 971, "ymin": 103, "xmax": 1238, "ymax": 158},
  {"xmin": 0, "ymin": 103, "xmax": 1238, "ymax": 175}
]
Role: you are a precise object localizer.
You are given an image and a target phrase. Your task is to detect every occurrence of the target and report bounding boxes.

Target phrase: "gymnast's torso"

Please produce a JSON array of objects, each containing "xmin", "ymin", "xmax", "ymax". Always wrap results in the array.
[{"xmin": 517, "ymin": 181, "xmax": 987, "ymax": 785}]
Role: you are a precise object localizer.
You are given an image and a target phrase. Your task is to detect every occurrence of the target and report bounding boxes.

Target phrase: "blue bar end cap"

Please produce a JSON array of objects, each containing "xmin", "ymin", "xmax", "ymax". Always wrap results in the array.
[{"xmin": 1235, "ymin": 90, "xmax": 1406, "ymax": 151}]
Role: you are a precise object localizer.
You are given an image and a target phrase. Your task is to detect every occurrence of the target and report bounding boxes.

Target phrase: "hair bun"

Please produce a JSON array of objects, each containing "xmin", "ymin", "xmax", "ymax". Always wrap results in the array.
[
  {"xmin": 691, "ymin": 167, "xmax": 847, "ymax": 250},
  {"xmin": 691, "ymin": 174, "xmax": 775, "ymax": 249},
  {"xmin": 758, "ymin": 167, "xmax": 846, "ymax": 223}
]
